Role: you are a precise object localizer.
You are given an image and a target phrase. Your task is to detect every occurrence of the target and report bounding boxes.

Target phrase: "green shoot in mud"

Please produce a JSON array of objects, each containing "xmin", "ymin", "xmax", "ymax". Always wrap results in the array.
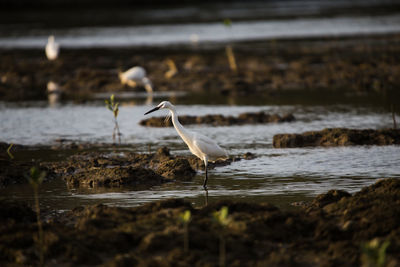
[
  {"xmin": 213, "ymin": 206, "xmax": 231, "ymax": 267},
  {"xmin": 27, "ymin": 167, "xmax": 46, "ymax": 266},
  {"xmin": 361, "ymin": 238, "xmax": 390, "ymax": 267},
  {"xmin": 6, "ymin": 143, "xmax": 14, "ymax": 159},
  {"xmin": 179, "ymin": 210, "xmax": 192, "ymax": 254},
  {"xmin": 223, "ymin": 18, "xmax": 238, "ymax": 72},
  {"xmin": 105, "ymin": 94, "xmax": 121, "ymax": 144}
]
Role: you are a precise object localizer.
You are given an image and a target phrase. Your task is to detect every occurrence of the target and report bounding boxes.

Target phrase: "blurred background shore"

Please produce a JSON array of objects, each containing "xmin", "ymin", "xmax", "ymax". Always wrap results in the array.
[{"xmin": 1, "ymin": 0, "xmax": 400, "ymax": 105}]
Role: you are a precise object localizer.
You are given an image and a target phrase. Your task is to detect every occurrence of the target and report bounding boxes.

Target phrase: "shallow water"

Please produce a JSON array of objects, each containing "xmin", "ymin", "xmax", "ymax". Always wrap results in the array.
[
  {"xmin": 1, "ymin": 14, "xmax": 400, "ymax": 48},
  {"xmin": 1, "ymin": 100, "xmax": 399, "ymax": 210}
]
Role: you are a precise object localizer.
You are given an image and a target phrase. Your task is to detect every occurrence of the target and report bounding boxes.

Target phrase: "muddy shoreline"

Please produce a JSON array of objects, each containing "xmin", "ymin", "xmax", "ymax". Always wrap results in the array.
[
  {"xmin": 0, "ymin": 142, "xmax": 253, "ymax": 189},
  {"xmin": 1, "ymin": 34, "xmax": 400, "ymax": 104},
  {"xmin": 1, "ymin": 178, "xmax": 399, "ymax": 266}
]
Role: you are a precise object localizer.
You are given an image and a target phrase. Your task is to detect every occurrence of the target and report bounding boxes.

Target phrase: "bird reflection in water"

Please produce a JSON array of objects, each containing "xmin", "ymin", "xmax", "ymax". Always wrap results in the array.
[{"xmin": 47, "ymin": 81, "xmax": 62, "ymax": 107}]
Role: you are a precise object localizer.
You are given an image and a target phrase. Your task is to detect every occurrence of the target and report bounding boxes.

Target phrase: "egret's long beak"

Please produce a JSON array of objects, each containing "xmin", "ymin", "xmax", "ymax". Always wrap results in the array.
[{"xmin": 144, "ymin": 106, "xmax": 160, "ymax": 115}]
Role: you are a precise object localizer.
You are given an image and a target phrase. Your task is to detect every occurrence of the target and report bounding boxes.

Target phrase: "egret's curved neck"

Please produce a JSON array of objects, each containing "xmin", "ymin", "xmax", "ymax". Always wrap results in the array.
[{"xmin": 169, "ymin": 108, "xmax": 192, "ymax": 144}]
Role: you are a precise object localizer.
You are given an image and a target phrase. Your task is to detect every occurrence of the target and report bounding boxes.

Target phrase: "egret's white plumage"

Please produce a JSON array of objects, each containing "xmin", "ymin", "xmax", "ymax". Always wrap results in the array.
[
  {"xmin": 45, "ymin": 35, "xmax": 59, "ymax": 60},
  {"xmin": 119, "ymin": 66, "xmax": 153, "ymax": 93},
  {"xmin": 144, "ymin": 101, "xmax": 228, "ymax": 188}
]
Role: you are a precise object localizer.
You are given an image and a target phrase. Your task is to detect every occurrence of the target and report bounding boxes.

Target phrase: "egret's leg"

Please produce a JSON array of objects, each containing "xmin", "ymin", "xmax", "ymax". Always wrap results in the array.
[
  {"xmin": 204, "ymin": 188, "xmax": 208, "ymax": 206},
  {"xmin": 203, "ymin": 160, "xmax": 208, "ymax": 189}
]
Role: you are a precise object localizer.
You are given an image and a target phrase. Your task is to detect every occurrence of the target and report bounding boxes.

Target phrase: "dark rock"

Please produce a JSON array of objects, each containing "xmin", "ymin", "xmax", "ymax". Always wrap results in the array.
[{"xmin": 273, "ymin": 128, "xmax": 400, "ymax": 147}]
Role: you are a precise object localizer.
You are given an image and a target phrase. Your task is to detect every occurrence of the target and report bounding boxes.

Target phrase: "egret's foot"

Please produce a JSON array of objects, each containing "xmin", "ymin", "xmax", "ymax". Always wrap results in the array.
[{"xmin": 203, "ymin": 184, "xmax": 208, "ymax": 190}]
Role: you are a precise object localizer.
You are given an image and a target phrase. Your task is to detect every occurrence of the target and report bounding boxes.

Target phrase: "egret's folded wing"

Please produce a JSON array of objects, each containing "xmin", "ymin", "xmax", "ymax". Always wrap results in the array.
[{"xmin": 193, "ymin": 133, "xmax": 227, "ymax": 160}]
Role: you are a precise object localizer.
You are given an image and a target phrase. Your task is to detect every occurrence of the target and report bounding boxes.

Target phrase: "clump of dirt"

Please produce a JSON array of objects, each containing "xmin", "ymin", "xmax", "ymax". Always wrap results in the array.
[
  {"xmin": 1, "ymin": 179, "xmax": 399, "ymax": 266},
  {"xmin": 0, "ymin": 142, "xmax": 254, "ymax": 189},
  {"xmin": 273, "ymin": 128, "xmax": 400, "ymax": 147},
  {"xmin": 45, "ymin": 147, "xmax": 251, "ymax": 189},
  {"xmin": 140, "ymin": 112, "xmax": 295, "ymax": 127},
  {"xmin": 45, "ymin": 147, "xmax": 197, "ymax": 188},
  {"xmin": 155, "ymin": 158, "xmax": 196, "ymax": 180}
]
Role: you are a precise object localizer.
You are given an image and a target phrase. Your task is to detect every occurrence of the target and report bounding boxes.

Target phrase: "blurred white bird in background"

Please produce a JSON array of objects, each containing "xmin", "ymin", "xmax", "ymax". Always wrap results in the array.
[
  {"xmin": 45, "ymin": 35, "xmax": 60, "ymax": 60},
  {"xmin": 144, "ymin": 101, "xmax": 228, "ymax": 189},
  {"xmin": 47, "ymin": 81, "xmax": 62, "ymax": 106},
  {"xmin": 119, "ymin": 66, "xmax": 153, "ymax": 94},
  {"xmin": 190, "ymin": 33, "xmax": 200, "ymax": 45}
]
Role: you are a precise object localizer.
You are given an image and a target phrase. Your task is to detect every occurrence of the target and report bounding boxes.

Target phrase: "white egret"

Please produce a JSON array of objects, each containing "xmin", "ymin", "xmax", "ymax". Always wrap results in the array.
[
  {"xmin": 119, "ymin": 66, "xmax": 153, "ymax": 94},
  {"xmin": 144, "ymin": 101, "xmax": 228, "ymax": 189},
  {"xmin": 45, "ymin": 35, "xmax": 59, "ymax": 60}
]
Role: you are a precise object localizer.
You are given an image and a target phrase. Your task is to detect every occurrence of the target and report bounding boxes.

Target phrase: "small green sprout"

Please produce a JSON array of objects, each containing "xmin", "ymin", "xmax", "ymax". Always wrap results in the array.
[
  {"xmin": 213, "ymin": 206, "xmax": 231, "ymax": 267},
  {"xmin": 28, "ymin": 166, "xmax": 46, "ymax": 187},
  {"xmin": 27, "ymin": 167, "xmax": 46, "ymax": 266},
  {"xmin": 361, "ymin": 238, "xmax": 390, "ymax": 267},
  {"xmin": 105, "ymin": 94, "xmax": 119, "ymax": 119},
  {"xmin": 180, "ymin": 210, "xmax": 192, "ymax": 224},
  {"xmin": 6, "ymin": 143, "xmax": 14, "ymax": 159},
  {"xmin": 213, "ymin": 206, "xmax": 230, "ymax": 226},
  {"xmin": 105, "ymin": 94, "xmax": 122, "ymax": 144},
  {"xmin": 223, "ymin": 18, "xmax": 232, "ymax": 27},
  {"xmin": 179, "ymin": 210, "xmax": 191, "ymax": 253}
]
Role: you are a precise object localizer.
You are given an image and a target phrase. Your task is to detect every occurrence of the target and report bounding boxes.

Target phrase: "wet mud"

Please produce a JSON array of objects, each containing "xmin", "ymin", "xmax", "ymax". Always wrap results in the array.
[
  {"xmin": 1, "ymin": 34, "xmax": 400, "ymax": 101},
  {"xmin": 0, "ymin": 142, "xmax": 57, "ymax": 188},
  {"xmin": 140, "ymin": 111, "xmax": 295, "ymax": 127},
  {"xmin": 273, "ymin": 128, "xmax": 400, "ymax": 148},
  {"xmin": 1, "ymin": 178, "xmax": 399, "ymax": 266},
  {"xmin": 1, "ymin": 142, "xmax": 252, "ymax": 189},
  {"xmin": 45, "ymin": 146, "xmax": 252, "ymax": 189},
  {"xmin": 0, "ymin": 156, "xmax": 52, "ymax": 188}
]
